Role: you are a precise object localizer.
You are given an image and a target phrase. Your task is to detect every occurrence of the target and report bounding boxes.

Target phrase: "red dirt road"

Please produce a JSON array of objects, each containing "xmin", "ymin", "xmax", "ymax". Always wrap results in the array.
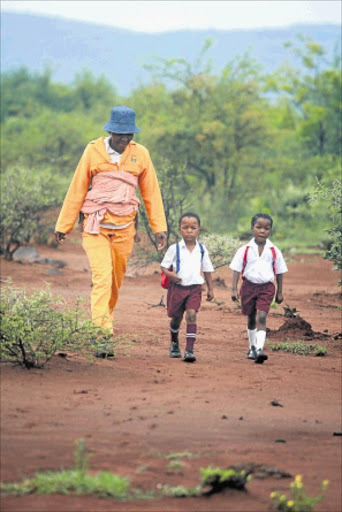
[{"xmin": 1, "ymin": 237, "xmax": 341, "ymax": 512}]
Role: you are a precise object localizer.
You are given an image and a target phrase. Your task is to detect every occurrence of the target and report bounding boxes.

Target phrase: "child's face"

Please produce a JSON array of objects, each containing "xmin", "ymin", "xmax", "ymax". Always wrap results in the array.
[
  {"xmin": 251, "ymin": 217, "xmax": 272, "ymax": 244},
  {"xmin": 179, "ymin": 216, "xmax": 200, "ymax": 243}
]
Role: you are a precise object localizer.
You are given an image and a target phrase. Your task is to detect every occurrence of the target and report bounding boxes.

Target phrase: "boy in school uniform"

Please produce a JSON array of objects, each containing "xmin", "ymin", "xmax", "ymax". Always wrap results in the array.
[
  {"xmin": 160, "ymin": 212, "xmax": 214, "ymax": 362},
  {"xmin": 230, "ymin": 213, "xmax": 288, "ymax": 364}
]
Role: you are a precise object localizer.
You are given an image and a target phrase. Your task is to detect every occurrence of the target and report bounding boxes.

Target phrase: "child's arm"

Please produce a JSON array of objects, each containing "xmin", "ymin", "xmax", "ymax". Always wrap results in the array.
[
  {"xmin": 160, "ymin": 266, "xmax": 181, "ymax": 284},
  {"xmin": 275, "ymin": 273, "xmax": 284, "ymax": 304},
  {"xmin": 204, "ymin": 272, "xmax": 214, "ymax": 301},
  {"xmin": 231, "ymin": 270, "xmax": 240, "ymax": 302}
]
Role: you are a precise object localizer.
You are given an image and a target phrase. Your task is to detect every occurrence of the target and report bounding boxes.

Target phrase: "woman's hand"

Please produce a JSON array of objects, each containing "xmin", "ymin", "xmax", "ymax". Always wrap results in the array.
[{"xmin": 55, "ymin": 231, "xmax": 66, "ymax": 244}]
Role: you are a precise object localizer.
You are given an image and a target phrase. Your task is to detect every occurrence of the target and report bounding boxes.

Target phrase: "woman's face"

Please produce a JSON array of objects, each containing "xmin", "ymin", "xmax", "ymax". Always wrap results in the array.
[{"xmin": 110, "ymin": 133, "xmax": 134, "ymax": 153}]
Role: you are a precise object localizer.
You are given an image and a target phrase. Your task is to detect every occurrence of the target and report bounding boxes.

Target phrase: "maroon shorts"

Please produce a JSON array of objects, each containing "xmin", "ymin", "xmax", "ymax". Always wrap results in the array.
[
  {"xmin": 166, "ymin": 283, "xmax": 203, "ymax": 318},
  {"xmin": 240, "ymin": 278, "xmax": 275, "ymax": 315}
]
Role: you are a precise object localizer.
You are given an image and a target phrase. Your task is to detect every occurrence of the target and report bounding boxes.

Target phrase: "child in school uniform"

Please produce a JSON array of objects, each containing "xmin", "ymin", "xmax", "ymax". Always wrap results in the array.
[
  {"xmin": 160, "ymin": 212, "xmax": 214, "ymax": 362},
  {"xmin": 230, "ymin": 213, "xmax": 288, "ymax": 364}
]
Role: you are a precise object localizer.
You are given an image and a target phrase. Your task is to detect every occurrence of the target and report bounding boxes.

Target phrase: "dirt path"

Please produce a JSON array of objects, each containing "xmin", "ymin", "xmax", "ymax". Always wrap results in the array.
[{"xmin": 1, "ymin": 236, "xmax": 341, "ymax": 512}]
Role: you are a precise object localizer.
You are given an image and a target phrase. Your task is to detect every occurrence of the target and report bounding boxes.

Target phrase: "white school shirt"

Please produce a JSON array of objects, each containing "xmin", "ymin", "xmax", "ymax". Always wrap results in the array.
[
  {"xmin": 161, "ymin": 239, "xmax": 214, "ymax": 286},
  {"xmin": 104, "ymin": 136, "xmax": 122, "ymax": 164},
  {"xmin": 229, "ymin": 238, "xmax": 288, "ymax": 284}
]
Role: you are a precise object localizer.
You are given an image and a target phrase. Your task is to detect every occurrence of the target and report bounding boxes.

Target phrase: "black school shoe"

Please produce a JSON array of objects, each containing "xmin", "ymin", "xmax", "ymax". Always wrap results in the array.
[
  {"xmin": 184, "ymin": 349, "xmax": 196, "ymax": 363},
  {"xmin": 247, "ymin": 346, "xmax": 257, "ymax": 360},
  {"xmin": 255, "ymin": 349, "xmax": 268, "ymax": 364},
  {"xmin": 170, "ymin": 342, "xmax": 182, "ymax": 358}
]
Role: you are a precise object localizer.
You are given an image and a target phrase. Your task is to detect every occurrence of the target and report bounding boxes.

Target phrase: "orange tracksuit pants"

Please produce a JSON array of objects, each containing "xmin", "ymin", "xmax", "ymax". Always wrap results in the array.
[{"xmin": 82, "ymin": 223, "xmax": 135, "ymax": 332}]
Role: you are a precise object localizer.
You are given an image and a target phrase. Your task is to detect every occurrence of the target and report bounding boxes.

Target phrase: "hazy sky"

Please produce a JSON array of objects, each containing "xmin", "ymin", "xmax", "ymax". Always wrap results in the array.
[{"xmin": 2, "ymin": 0, "xmax": 341, "ymax": 32}]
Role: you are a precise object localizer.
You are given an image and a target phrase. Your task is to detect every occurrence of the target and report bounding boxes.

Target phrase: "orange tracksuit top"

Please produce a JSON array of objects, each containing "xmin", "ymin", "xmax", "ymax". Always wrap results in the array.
[{"xmin": 55, "ymin": 136, "xmax": 167, "ymax": 234}]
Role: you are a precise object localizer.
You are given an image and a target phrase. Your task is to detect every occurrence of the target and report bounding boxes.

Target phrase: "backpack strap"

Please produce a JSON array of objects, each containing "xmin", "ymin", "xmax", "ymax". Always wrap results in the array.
[
  {"xmin": 175, "ymin": 242, "xmax": 204, "ymax": 274},
  {"xmin": 199, "ymin": 242, "xmax": 205, "ymax": 265},
  {"xmin": 241, "ymin": 246, "xmax": 250, "ymax": 276},
  {"xmin": 270, "ymin": 246, "xmax": 277, "ymax": 276},
  {"xmin": 242, "ymin": 245, "xmax": 277, "ymax": 276},
  {"xmin": 175, "ymin": 243, "xmax": 180, "ymax": 273}
]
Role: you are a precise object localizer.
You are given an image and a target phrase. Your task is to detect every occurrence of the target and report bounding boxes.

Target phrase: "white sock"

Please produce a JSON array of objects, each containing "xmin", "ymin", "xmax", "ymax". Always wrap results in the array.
[
  {"xmin": 256, "ymin": 330, "xmax": 266, "ymax": 350},
  {"xmin": 247, "ymin": 328, "xmax": 257, "ymax": 349}
]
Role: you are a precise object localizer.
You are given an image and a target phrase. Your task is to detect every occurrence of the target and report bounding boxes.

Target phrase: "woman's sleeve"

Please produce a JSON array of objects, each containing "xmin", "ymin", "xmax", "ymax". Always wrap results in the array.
[{"xmin": 55, "ymin": 144, "xmax": 93, "ymax": 233}]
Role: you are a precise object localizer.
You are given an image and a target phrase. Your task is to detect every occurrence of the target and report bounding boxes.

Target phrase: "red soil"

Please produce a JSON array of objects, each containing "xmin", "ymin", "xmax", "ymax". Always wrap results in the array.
[{"xmin": 1, "ymin": 235, "xmax": 341, "ymax": 512}]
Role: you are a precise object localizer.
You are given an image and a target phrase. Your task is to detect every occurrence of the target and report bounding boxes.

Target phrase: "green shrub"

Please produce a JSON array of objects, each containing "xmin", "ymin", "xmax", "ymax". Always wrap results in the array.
[
  {"xmin": 159, "ymin": 484, "xmax": 201, "ymax": 497},
  {"xmin": 269, "ymin": 341, "xmax": 327, "ymax": 356},
  {"xmin": 200, "ymin": 234, "xmax": 241, "ymax": 269},
  {"xmin": 0, "ymin": 167, "xmax": 69, "ymax": 259},
  {"xmin": 310, "ymin": 179, "xmax": 342, "ymax": 282},
  {"xmin": 270, "ymin": 474, "xmax": 329, "ymax": 511},
  {"xmin": 200, "ymin": 465, "xmax": 252, "ymax": 493},
  {"xmin": 1, "ymin": 439, "xmax": 130, "ymax": 499},
  {"xmin": 0, "ymin": 283, "xmax": 109, "ymax": 368}
]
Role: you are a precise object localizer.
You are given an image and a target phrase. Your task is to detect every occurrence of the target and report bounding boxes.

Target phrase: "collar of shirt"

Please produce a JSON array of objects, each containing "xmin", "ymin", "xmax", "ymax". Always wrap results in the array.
[
  {"xmin": 179, "ymin": 239, "xmax": 201, "ymax": 251},
  {"xmin": 248, "ymin": 238, "xmax": 274, "ymax": 251},
  {"xmin": 104, "ymin": 136, "xmax": 122, "ymax": 164}
]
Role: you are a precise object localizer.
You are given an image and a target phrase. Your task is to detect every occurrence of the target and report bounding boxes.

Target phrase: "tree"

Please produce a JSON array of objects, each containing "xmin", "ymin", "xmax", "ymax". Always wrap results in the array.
[
  {"xmin": 141, "ymin": 40, "xmax": 269, "ymax": 229},
  {"xmin": 0, "ymin": 167, "xmax": 68, "ymax": 259},
  {"xmin": 310, "ymin": 179, "xmax": 342, "ymax": 282},
  {"xmin": 268, "ymin": 36, "xmax": 342, "ymax": 157}
]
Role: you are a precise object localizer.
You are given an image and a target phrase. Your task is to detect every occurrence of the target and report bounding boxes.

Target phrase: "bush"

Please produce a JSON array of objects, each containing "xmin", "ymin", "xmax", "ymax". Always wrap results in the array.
[
  {"xmin": 0, "ymin": 167, "xmax": 69, "ymax": 259},
  {"xmin": 0, "ymin": 283, "xmax": 109, "ymax": 368},
  {"xmin": 270, "ymin": 474, "xmax": 329, "ymax": 511},
  {"xmin": 310, "ymin": 179, "xmax": 342, "ymax": 281},
  {"xmin": 1, "ymin": 439, "xmax": 130, "ymax": 499},
  {"xmin": 200, "ymin": 465, "xmax": 252, "ymax": 494},
  {"xmin": 200, "ymin": 233, "xmax": 241, "ymax": 269},
  {"xmin": 269, "ymin": 341, "xmax": 327, "ymax": 356}
]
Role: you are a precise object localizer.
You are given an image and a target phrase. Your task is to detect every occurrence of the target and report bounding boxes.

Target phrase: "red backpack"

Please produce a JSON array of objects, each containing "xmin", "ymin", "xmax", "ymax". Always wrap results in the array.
[
  {"xmin": 241, "ymin": 245, "xmax": 277, "ymax": 276},
  {"xmin": 161, "ymin": 242, "xmax": 204, "ymax": 289}
]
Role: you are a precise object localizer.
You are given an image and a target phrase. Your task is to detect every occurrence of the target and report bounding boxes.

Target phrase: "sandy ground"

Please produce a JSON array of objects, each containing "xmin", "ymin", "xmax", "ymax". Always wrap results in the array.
[{"xmin": 1, "ymin": 234, "xmax": 341, "ymax": 512}]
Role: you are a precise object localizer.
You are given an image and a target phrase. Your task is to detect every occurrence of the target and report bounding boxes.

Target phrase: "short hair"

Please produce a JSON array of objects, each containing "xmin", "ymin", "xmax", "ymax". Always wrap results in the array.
[
  {"xmin": 251, "ymin": 213, "xmax": 273, "ymax": 227},
  {"xmin": 179, "ymin": 211, "xmax": 201, "ymax": 227}
]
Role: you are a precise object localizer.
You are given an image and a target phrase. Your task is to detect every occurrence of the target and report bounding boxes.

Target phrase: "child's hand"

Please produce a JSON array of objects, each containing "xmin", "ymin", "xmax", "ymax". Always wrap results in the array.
[
  {"xmin": 206, "ymin": 290, "xmax": 214, "ymax": 301},
  {"xmin": 275, "ymin": 291, "xmax": 284, "ymax": 304},
  {"xmin": 231, "ymin": 289, "xmax": 239, "ymax": 303},
  {"xmin": 170, "ymin": 272, "xmax": 181, "ymax": 284}
]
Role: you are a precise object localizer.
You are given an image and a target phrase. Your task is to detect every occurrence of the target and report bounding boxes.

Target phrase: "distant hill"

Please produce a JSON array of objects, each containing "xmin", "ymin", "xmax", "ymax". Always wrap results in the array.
[{"xmin": 1, "ymin": 12, "xmax": 340, "ymax": 95}]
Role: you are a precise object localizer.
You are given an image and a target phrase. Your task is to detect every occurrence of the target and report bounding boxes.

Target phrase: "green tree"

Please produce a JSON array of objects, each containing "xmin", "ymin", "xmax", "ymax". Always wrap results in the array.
[
  {"xmin": 0, "ymin": 167, "xmax": 68, "ymax": 259},
  {"xmin": 268, "ymin": 36, "xmax": 341, "ymax": 157},
  {"xmin": 141, "ymin": 40, "xmax": 269, "ymax": 229}
]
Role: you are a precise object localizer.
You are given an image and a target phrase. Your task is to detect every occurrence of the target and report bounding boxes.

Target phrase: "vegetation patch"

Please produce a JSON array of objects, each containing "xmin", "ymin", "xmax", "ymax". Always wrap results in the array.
[
  {"xmin": 269, "ymin": 341, "xmax": 327, "ymax": 356},
  {"xmin": 1, "ymin": 440, "xmax": 130, "ymax": 499},
  {"xmin": 200, "ymin": 466, "xmax": 252, "ymax": 495},
  {"xmin": 0, "ymin": 282, "xmax": 111, "ymax": 368},
  {"xmin": 270, "ymin": 474, "xmax": 329, "ymax": 511}
]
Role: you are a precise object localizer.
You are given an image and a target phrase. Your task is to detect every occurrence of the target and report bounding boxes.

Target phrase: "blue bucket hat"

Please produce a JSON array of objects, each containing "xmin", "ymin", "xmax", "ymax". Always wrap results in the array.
[{"xmin": 103, "ymin": 106, "xmax": 141, "ymax": 134}]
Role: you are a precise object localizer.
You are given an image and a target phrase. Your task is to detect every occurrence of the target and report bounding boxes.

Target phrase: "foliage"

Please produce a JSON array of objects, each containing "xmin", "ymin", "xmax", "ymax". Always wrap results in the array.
[
  {"xmin": 267, "ymin": 36, "xmax": 342, "ymax": 157},
  {"xmin": 1, "ymin": 439, "xmax": 130, "ymax": 499},
  {"xmin": 309, "ymin": 179, "xmax": 342, "ymax": 278},
  {"xmin": 0, "ymin": 35, "xmax": 341, "ymax": 244},
  {"xmin": 165, "ymin": 451, "xmax": 199, "ymax": 459},
  {"xmin": 0, "ymin": 167, "xmax": 68, "ymax": 259},
  {"xmin": 200, "ymin": 465, "xmax": 252, "ymax": 492},
  {"xmin": 200, "ymin": 234, "xmax": 241, "ymax": 269},
  {"xmin": 0, "ymin": 283, "xmax": 109, "ymax": 368},
  {"xmin": 269, "ymin": 341, "xmax": 327, "ymax": 356},
  {"xmin": 137, "ymin": 159, "xmax": 193, "ymax": 258},
  {"xmin": 166, "ymin": 460, "xmax": 184, "ymax": 470},
  {"xmin": 158, "ymin": 483, "xmax": 201, "ymax": 497},
  {"xmin": 270, "ymin": 474, "xmax": 329, "ymax": 511}
]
